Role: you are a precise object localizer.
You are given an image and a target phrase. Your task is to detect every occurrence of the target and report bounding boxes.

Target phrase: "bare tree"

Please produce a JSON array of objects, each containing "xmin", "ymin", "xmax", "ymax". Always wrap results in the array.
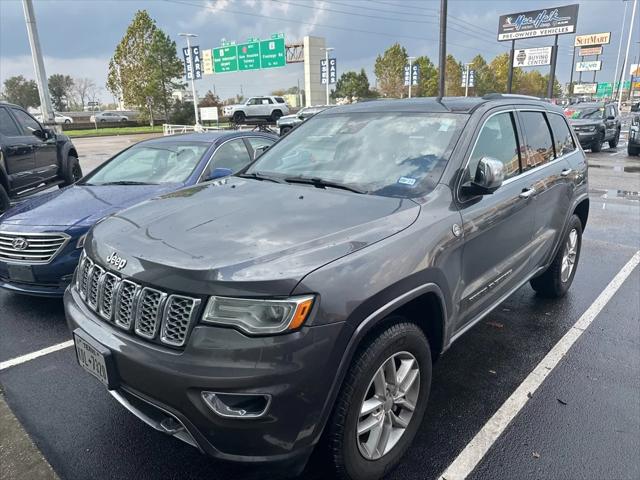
[{"xmin": 73, "ymin": 77, "xmax": 96, "ymax": 110}]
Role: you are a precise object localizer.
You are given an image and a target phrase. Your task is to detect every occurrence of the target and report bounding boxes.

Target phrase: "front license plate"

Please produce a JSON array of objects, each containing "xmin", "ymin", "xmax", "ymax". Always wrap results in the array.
[
  {"xmin": 7, "ymin": 263, "xmax": 35, "ymax": 282},
  {"xmin": 74, "ymin": 332, "xmax": 111, "ymax": 387}
]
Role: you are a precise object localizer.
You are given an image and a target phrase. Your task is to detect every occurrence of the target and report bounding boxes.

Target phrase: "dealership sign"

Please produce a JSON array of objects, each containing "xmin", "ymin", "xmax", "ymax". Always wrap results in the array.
[
  {"xmin": 182, "ymin": 45, "xmax": 202, "ymax": 80},
  {"xmin": 497, "ymin": 4, "xmax": 579, "ymax": 41},
  {"xmin": 576, "ymin": 61, "xmax": 602, "ymax": 72},
  {"xmin": 574, "ymin": 32, "xmax": 611, "ymax": 47},
  {"xmin": 579, "ymin": 46, "xmax": 602, "ymax": 57},
  {"xmin": 573, "ymin": 83, "xmax": 597, "ymax": 94},
  {"xmin": 513, "ymin": 47, "xmax": 553, "ymax": 67}
]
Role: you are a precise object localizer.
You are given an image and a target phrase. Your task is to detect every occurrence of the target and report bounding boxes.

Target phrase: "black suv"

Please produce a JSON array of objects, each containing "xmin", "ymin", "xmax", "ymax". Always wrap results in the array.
[
  {"xmin": 564, "ymin": 101, "xmax": 621, "ymax": 152},
  {"xmin": 0, "ymin": 102, "xmax": 81, "ymax": 212},
  {"xmin": 66, "ymin": 95, "xmax": 588, "ymax": 480}
]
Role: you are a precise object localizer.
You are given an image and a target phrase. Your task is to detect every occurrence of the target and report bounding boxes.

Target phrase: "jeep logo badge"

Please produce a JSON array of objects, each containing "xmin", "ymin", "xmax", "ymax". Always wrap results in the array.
[
  {"xmin": 106, "ymin": 252, "xmax": 127, "ymax": 270},
  {"xmin": 12, "ymin": 237, "xmax": 29, "ymax": 250}
]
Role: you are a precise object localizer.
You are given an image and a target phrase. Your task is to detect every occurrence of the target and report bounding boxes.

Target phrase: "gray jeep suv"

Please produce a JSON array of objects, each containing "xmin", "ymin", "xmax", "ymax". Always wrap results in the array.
[{"xmin": 65, "ymin": 95, "xmax": 588, "ymax": 479}]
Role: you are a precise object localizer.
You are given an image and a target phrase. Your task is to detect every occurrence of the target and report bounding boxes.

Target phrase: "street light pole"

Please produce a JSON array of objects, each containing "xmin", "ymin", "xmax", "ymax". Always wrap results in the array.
[
  {"xmin": 179, "ymin": 33, "xmax": 200, "ymax": 126},
  {"xmin": 323, "ymin": 47, "xmax": 334, "ymax": 105},
  {"xmin": 464, "ymin": 62, "xmax": 472, "ymax": 97},
  {"xmin": 22, "ymin": 0, "xmax": 54, "ymax": 124},
  {"xmin": 618, "ymin": 0, "xmax": 638, "ymax": 110},
  {"xmin": 438, "ymin": 0, "xmax": 447, "ymax": 98},
  {"xmin": 613, "ymin": 0, "xmax": 630, "ymax": 100}
]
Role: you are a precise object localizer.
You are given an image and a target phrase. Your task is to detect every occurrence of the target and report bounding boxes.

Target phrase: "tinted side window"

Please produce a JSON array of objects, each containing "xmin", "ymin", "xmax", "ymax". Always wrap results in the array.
[
  {"xmin": 275, "ymin": 97, "xmax": 285, "ymax": 104},
  {"xmin": 469, "ymin": 112, "xmax": 521, "ymax": 181},
  {"xmin": 519, "ymin": 111, "xmax": 554, "ymax": 170},
  {"xmin": 0, "ymin": 108, "xmax": 21, "ymax": 136},
  {"xmin": 211, "ymin": 139, "xmax": 251, "ymax": 173},
  {"xmin": 547, "ymin": 114, "xmax": 575, "ymax": 156},
  {"xmin": 11, "ymin": 108, "xmax": 41, "ymax": 135}
]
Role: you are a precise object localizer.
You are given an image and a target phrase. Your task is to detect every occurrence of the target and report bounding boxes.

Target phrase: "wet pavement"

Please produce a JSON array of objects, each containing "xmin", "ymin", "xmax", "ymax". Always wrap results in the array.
[{"xmin": 0, "ymin": 136, "xmax": 638, "ymax": 480}]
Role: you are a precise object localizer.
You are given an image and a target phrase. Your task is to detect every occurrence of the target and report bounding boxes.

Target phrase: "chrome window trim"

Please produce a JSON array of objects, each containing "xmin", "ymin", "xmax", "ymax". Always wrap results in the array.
[
  {"xmin": 456, "ymin": 107, "xmax": 578, "ymax": 200},
  {"xmin": 160, "ymin": 295, "xmax": 202, "ymax": 347},
  {"xmin": 0, "ymin": 231, "xmax": 71, "ymax": 265},
  {"xmin": 134, "ymin": 287, "xmax": 167, "ymax": 339}
]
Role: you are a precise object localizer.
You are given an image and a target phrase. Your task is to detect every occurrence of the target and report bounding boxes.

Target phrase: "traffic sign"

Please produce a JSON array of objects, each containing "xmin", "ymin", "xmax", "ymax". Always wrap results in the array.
[
  {"xmin": 238, "ymin": 41, "xmax": 260, "ymax": 71},
  {"xmin": 213, "ymin": 45, "xmax": 239, "ymax": 73},
  {"xmin": 260, "ymin": 37, "xmax": 286, "ymax": 69}
]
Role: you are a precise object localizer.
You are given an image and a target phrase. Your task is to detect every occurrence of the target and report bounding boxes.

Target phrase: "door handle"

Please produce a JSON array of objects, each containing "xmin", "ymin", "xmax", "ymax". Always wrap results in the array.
[
  {"xmin": 561, "ymin": 168, "xmax": 573, "ymax": 177},
  {"xmin": 519, "ymin": 187, "xmax": 536, "ymax": 199}
]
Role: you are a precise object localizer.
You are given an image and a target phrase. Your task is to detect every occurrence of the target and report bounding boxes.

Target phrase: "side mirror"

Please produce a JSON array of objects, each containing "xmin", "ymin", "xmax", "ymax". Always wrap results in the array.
[
  {"xmin": 461, "ymin": 157, "xmax": 504, "ymax": 196},
  {"xmin": 253, "ymin": 145, "xmax": 270, "ymax": 160},
  {"xmin": 206, "ymin": 167, "xmax": 233, "ymax": 181}
]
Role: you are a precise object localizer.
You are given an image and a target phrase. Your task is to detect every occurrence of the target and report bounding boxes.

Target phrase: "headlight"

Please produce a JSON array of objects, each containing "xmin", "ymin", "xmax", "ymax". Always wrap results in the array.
[
  {"xmin": 202, "ymin": 295, "xmax": 315, "ymax": 335},
  {"xmin": 76, "ymin": 233, "xmax": 87, "ymax": 249}
]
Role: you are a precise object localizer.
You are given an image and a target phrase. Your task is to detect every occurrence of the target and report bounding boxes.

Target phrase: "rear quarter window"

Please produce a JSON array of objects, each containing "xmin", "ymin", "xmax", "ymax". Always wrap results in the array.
[
  {"xmin": 274, "ymin": 97, "xmax": 285, "ymax": 104},
  {"xmin": 547, "ymin": 114, "xmax": 576, "ymax": 157}
]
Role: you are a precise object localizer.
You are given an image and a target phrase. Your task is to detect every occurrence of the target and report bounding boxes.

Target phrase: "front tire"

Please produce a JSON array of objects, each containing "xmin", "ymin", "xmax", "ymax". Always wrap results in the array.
[
  {"xmin": 609, "ymin": 129, "xmax": 620, "ymax": 148},
  {"xmin": 0, "ymin": 184, "xmax": 10, "ymax": 213},
  {"xmin": 271, "ymin": 110, "xmax": 283, "ymax": 122},
  {"xmin": 591, "ymin": 132, "xmax": 603, "ymax": 152},
  {"xmin": 530, "ymin": 214, "xmax": 582, "ymax": 298},
  {"xmin": 326, "ymin": 320, "xmax": 432, "ymax": 480},
  {"xmin": 60, "ymin": 155, "xmax": 83, "ymax": 187},
  {"xmin": 279, "ymin": 126, "xmax": 292, "ymax": 136}
]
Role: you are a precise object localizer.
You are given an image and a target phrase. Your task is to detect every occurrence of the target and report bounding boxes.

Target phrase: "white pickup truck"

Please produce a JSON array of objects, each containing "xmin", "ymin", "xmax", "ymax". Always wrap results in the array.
[{"xmin": 222, "ymin": 96, "xmax": 289, "ymax": 123}]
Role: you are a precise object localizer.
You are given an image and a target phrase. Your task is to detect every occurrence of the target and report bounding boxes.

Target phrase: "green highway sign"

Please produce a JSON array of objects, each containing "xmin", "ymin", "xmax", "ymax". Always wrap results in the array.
[
  {"xmin": 238, "ymin": 41, "xmax": 261, "ymax": 71},
  {"xmin": 595, "ymin": 81, "xmax": 631, "ymax": 97},
  {"xmin": 213, "ymin": 45, "xmax": 238, "ymax": 73},
  {"xmin": 260, "ymin": 37, "xmax": 286, "ymax": 69}
]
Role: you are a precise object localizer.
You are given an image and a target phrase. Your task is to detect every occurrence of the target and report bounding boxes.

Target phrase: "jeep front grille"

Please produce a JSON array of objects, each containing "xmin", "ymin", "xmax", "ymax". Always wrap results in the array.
[
  {"xmin": 0, "ymin": 232, "xmax": 69, "ymax": 264},
  {"xmin": 76, "ymin": 253, "xmax": 201, "ymax": 348}
]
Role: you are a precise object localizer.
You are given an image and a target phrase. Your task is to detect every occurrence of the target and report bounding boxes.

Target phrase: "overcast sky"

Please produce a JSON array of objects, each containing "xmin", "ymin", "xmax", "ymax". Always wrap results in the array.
[{"xmin": 1, "ymin": 0, "xmax": 638, "ymax": 102}]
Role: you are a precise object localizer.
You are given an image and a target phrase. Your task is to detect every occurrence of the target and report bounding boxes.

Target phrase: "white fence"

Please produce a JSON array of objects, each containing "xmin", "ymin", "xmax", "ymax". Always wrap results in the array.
[{"xmin": 162, "ymin": 124, "xmax": 223, "ymax": 136}]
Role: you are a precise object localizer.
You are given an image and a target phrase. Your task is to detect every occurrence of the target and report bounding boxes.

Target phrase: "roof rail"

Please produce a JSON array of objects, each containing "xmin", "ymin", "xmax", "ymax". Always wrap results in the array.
[{"xmin": 482, "ymin": 93, "xmax": 543, "ymax": 101}]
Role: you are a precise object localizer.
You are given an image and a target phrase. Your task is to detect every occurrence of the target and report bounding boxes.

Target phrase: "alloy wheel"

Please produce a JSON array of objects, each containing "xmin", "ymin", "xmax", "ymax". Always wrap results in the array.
[
  {"xmin": 356, "ymin": 351, "xmax": 420, "ymax": 460},
  {"xmin": 561, "ymin": 228, "xmax": 578, "ymax": 283}
]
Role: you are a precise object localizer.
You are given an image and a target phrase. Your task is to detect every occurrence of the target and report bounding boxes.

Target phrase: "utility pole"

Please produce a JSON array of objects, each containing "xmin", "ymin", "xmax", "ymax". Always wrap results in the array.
[
  {"xmin": 22, "ymin": 0, "xmax": 54, "ymax": 124},
  {"xmin": 613, "ymin": 0, "xmax": 630, "ymax": 100},
  {"xmin": 408, "ymin": 56, "xmax": 415, "ymax": 98},
  {"xmin": 323, "ymin": 47, "xmax": 334, "ymax": 105},
  {"xmin": 569, "ymin": 46, "xmax": 576, "ymax": 96},
  {"xmin": 464, "ymin": 62, "xmax": 472, "ymax": 97},
  {"xmin": 179, "ymin": 33, "xmax": 200, "ymax": 126},
  {"xmin": 547, "ymin": 34, "xmax": 559, "ymax": 99},
  {"xmin": 438, "ymin": 0, "xmax": 447, "ymax": 98},
  {"xmin": 618, "ymin": 0, "xmax": 638, "ymax": 110},
  {"xmin": 507, "ymin": 40, "xmax": 515, "ymax": 93}
]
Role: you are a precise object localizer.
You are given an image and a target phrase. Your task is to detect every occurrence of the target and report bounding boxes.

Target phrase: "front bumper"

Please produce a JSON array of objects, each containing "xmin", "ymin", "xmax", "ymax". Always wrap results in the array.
[
  {"xmin": 574, "ymin": 130, "xmax": 599, "ymax": 146},
  {"xmin": 64, "ymin": 286, "xmax": 347, "ymax": 468}
]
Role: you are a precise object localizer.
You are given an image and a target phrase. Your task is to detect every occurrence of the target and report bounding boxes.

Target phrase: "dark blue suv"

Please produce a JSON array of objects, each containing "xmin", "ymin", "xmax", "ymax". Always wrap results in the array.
[{"xmin": 0, "ymin": 131, "xmax": 275, "ymax": 296}]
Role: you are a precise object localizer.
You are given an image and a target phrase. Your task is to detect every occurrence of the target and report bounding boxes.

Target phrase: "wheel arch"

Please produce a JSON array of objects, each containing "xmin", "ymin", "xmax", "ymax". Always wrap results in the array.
[{"xmin": 573, "ymin": 197, "xmax": 589, "ymax": 231}]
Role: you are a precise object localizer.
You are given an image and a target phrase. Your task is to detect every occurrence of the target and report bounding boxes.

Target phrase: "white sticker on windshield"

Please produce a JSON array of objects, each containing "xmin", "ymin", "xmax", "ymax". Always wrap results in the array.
[
  {"xmin": 439, "ymin": 119, "xmax": 455, "ymax": 132},
  {"xmin": 398, "ymin": 176, "xmax": 417, "ymax": 186}
]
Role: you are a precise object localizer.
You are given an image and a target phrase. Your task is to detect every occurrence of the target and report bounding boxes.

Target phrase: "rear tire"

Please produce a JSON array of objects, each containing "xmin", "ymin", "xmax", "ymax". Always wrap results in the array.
[
  {"xmin": 326, "ymin": 320, "xmax": 432, "ymax": 480},
  {"xmin": 530, "ymin": 214, "xmax": 582, "ymax": 298},
  {"xmin": 609, "ymin": 129, "xmax": 620, "ymax": 149},
  {"xmin": 60, "ymin": 155, "xmax": 82, "ymax": 187},
  {"xmin": 0, "ymin": 184, "xmax": 10, "ymax": 213},
  {"xmin": 591, "ymin": 132, "xmax": 603, "ymax": 152},
  {"xmin": 271, "ymin": 110, "xmax": 283, "ymax": 122}
]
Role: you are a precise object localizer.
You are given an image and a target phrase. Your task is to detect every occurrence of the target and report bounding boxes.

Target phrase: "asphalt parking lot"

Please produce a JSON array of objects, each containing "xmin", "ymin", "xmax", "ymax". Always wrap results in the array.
[{"xmin": 1, "ymin": 133, "xmax": 639, "ymax": 480}]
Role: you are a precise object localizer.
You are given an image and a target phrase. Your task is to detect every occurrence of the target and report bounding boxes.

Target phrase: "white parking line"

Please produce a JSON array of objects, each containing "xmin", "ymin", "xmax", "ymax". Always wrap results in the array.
[
  {"xmin": 0, "ymin": 340, "xmax": 74, "ymax": 371},
  {"xmin": 439, "ymin": 250, "xmax": 640, "ymax": 480}
]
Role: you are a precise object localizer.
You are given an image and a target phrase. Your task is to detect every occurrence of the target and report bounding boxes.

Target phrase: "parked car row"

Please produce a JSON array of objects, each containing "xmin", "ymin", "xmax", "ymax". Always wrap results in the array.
[{"xmin": 2, "ymin": 95, "xmax": 590, "ymax": 480}]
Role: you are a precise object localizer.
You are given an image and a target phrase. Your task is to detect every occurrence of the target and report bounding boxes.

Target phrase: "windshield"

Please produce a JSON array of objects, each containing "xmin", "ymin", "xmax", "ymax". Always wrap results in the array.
[
  {"xmin": 564, "ymin": 106, "xmax": 604, "ymax": 120},
  {"xmin": 84, "ymin": 142, "xmax": 209, "ymax": 185},
  {"xmin": 247, "ymin": 112, "xmax": 466, "ymax": 197}
]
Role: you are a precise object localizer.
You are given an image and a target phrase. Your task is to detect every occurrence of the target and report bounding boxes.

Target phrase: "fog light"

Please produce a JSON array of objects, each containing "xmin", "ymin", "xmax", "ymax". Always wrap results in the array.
[{"xmin": 201, "ymin": 391, "xmax": 271, "ymax": 419}]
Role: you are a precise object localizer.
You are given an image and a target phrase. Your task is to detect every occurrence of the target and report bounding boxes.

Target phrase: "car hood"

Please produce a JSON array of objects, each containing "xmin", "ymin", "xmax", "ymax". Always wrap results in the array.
[
  {"xmin": 88, "ymin": 178, "xmax": 420, "ymax": 295},
  {"xmin": 0, "ymin": 184, "xmax": 179, "ymax": 228},
  {"xmin": 568, "ymin": 119, "xmax": 601, "ymax": 127}
]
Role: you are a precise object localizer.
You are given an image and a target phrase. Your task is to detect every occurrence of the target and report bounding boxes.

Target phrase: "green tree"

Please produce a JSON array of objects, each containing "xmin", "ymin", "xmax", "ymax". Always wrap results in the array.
[
  {"xmin": 468, "ymin": 54, "xmax": 492, "ymax": 96},
  {"xmin": 107, "ymin": 10, "xmax": 183, "ymax": 121},
  {"xmin": 170, "ymin": 99, "xmax": 194, "ymax": 124},
  {"xmin": 198, "ymin": 90, "xmax": 221, "ymax": 108},
  {"xmin": 445, "ymin": 54, "xmax": 465, "ymax": 96},
  {"xmin": 333, "ymin": 69, "xmax": 371, "ymax": 99},
  {"xmin": 374, "ymin": 43, "xmax": 407, "ymax": 98},
  {"xmin": 413, "ymin": 56, "xmax": 438, "ymax": 97},
  {"xmin": 48, "ymin": 74, "xmax": 74, "ymax": 110},
  {"xmin": 2, "ymin": 75, "xmax": 39, "ymax": 108}
]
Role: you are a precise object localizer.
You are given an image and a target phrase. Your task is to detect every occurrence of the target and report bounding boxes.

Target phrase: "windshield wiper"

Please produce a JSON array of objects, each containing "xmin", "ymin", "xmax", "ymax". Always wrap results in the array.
[
  {"xmin": 97, "ymin": 181, "xmax": 158, "ymax": 186},
  {"xmin": 284, "ymin": 176, "xmax": 367, "ymax": 194},
  {"xmin": 238, "ymin": 172, "xmax": 284, "ymax": 183}
]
